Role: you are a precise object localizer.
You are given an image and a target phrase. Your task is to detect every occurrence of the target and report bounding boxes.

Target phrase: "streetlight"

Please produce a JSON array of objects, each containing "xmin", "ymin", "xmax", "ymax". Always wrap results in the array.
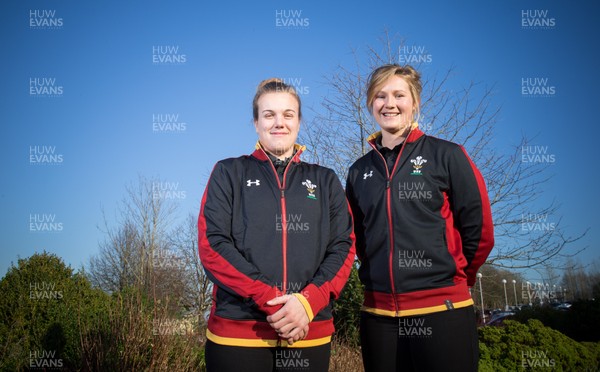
[
  {"xmin": 512, "ymin": 279, "xmax": 518, "ymax": 307},
  {"xmin": 502, "ymin": 279, "xmax": 508, "ymax": 311},
  {"xmin": 477, "ymin": 273, "xmax": 485, "ymax": 324}
]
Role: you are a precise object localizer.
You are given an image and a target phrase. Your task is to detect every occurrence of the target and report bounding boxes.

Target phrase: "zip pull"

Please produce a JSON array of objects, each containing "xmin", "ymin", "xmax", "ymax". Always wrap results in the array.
[
  {"xmin": 280, "ymin": 188, "xmax": 285, "ymax": 198},
  {"xmin": 386, "ymin": 180, "xmax": 391, "ymax": 189}
]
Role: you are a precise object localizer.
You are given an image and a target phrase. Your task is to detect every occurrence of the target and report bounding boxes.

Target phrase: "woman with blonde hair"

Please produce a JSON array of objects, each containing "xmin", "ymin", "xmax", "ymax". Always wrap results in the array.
[{"xmin": 346, "ymin": 64, "xmax": 494, "ymax": 371}]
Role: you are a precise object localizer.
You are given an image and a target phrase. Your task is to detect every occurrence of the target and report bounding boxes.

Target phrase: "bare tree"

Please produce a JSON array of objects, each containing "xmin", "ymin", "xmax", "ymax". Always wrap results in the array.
[
  {"xmin": 169, "ymin": 212, "xmax": 213, "ymax": 326},
  {"xmin": 560, "ymin": 258, "xmax": 600, "ymax": 301},
  {"xmin": 89, "ymin": 219, "xmax": 140, "ymax": 292},
  {"xmin": 89, "ymin": 175, "xmax": 178, "ymax": 298},
  {"xmin": 300, "ymin": 30, "xmax": 586, "ymax": 270},
  {"xmin": 89, "ymin": 176, "xmax": 213, "ymax": 328}
]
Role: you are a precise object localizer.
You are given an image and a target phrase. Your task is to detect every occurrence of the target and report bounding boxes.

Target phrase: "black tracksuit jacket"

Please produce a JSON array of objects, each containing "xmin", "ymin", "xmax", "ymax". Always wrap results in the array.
[
  {"xmin": 198, "ymin": 144, "xmax": 355, "ymax": 347},
  {"xmin": 346, "ymin": 127, "xmax": 494, "ymax": 317}
]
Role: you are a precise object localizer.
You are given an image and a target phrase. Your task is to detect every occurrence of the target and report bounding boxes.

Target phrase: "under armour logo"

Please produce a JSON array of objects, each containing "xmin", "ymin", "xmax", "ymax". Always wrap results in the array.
[
  {"xmin": 363, "ymin": 171, "xmax": 373, "ymax": 180},
  {"xmin": 246, "ymin": 179, "xmax": 260, "ymax": 187}
]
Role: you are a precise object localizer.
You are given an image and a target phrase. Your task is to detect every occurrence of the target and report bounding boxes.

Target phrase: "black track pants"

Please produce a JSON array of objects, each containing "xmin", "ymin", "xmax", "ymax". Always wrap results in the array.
[
  {"xmin": 205, "ymin": 339, "xmax": 331, "ymax": 372},
  {"xmin": 360, "ymin": 306, "xmax": 479, "ymax": 372}
]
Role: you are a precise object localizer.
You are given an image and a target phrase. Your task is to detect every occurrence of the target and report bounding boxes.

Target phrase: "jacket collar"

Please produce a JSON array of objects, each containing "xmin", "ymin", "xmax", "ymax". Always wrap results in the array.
[
  {"xmin": 367, "ymin": 122, "xmax": 424, "ymax": 148},
  {"xmin": 251, "ymin": 142, "xmax": 305, "ymax": 163}
]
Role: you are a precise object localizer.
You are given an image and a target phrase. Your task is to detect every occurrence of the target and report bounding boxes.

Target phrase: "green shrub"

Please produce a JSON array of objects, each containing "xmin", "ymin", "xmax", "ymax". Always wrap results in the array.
[
  {"xmin": 513, "ymin": 301, "xmax": 600, "ymax": 342},
  {"xmin": 0, "ymin": 252, "xmax": 206, "ymax": 371},
  {"xmin": 333, "ymin": 264, "xmax": 363, "ymax": 347},
  {"xmin": 0, "ymin": 252, "xmax": 110, "ymax": 370},
  {"xmin": 479, "ymin": 319, "xmax": 600, "ymax": 371}
]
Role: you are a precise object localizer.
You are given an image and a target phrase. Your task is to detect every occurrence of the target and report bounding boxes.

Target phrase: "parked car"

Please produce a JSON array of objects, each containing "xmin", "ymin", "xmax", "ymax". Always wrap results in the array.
[
  {"xmin": 554, "ymin": 302, "xmax": 572, "ymax": 311},
  {"xmin": 485, "ymin": 311, "xmax": 515, "ymax": 327}
]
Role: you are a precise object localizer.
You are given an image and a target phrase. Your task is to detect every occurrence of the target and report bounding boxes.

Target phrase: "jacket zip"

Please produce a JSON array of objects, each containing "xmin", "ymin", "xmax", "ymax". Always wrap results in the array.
[
  {"xmin": 262, "ymin": 150, "xmax": 295, "ymax": 347},
  {"xmin": 371, "ymin": 149, "xmax": 398, "ymax": 315},
  {"xmin": 370, "ymin": 130, "xmax": 414, "ymax": 316},
  {"xmin": 262, "ymin": 152, "xmax": 294, "ymax": 296}
]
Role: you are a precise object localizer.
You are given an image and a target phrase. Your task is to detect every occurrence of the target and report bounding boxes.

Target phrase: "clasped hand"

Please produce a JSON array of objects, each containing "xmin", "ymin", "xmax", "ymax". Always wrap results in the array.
[{"xmin": 266, "ymin": 295, "xmax": 310, "ymax": 345}]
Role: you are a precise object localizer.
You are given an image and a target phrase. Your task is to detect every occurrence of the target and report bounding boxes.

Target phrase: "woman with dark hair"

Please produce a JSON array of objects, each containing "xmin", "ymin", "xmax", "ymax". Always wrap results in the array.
[{"xmin": 199, "ymin": 78, "xmax": 355, "ymax": 372}]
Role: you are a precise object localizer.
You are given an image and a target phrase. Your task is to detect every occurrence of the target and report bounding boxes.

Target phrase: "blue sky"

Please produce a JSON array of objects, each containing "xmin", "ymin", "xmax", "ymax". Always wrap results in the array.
[{"xmin": 1, "ymin": 0, "xmax": 599, "ymax": 282}]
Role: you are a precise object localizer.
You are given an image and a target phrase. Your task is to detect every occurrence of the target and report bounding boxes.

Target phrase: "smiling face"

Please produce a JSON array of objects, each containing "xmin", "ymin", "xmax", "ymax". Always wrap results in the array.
[
  {"xmin": 371, "ymin": 75, "xmax": 416, "ymax": 137},
  {"xmin": 254, "ymin": 92, "xmax": 300, "ymax": 158}
]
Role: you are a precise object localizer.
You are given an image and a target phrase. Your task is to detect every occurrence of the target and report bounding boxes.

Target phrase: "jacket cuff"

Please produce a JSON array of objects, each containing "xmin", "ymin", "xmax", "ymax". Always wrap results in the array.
[
  {"xmin": 301, "ymin": 283, "xmax": 329, "ymax": 319},
  {"xmin": 292, "ymin": 293, "xmax": 314, "ymax": 322},
  {"xmin": 465, "ymin": 266, "xmax": 479, "ymax": 287},
  {"xmin": 466, "ymin": 273, "xmax": 476, "ymax": 287}
]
